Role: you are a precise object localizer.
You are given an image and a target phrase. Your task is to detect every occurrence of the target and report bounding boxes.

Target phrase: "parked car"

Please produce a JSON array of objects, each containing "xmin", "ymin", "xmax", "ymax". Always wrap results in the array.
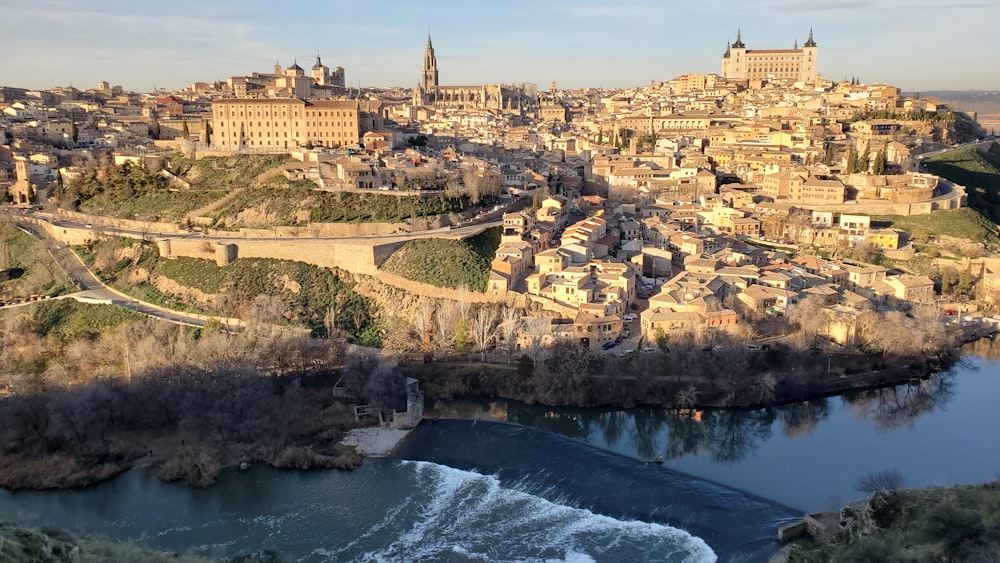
[
  {"xmin": 602, "ymin": 341, "xmax": 616, "ymax": 350},
  {"xmin": 618, "ymin": 349, "xmax": 634, "ymax": 357},
  {"xmin": 623, "ymin": 313, "xmax": 637, "ymax": 321}
]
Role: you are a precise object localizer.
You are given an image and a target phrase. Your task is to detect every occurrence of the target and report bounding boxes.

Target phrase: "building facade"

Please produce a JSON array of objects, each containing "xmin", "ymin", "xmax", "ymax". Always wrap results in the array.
[
  {"xmin": 413, "ymin": 34, "xmax": 537, "ymax": 112},
  {"xmin": 721, "ymin": 30, "xmax": 818, "ymax": 83},
  {"xmin": 211, "ymin": 98, "xmax": 384, "ymax": 149}
]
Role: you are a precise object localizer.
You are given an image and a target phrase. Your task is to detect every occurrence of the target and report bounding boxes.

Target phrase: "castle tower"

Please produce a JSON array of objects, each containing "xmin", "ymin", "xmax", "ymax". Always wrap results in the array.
[
  {"xmin": 421, "ymin": 33, "xmax": 439, "ymax": 91},
  {"xmin": 800, "ymin": 28, "xmax": 818, "ymax": 82}
]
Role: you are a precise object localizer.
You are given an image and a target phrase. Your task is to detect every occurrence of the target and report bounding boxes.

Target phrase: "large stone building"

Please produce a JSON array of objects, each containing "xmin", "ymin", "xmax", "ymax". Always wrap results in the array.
[
  {"xmin": 413, "ymin": 34, "xmax": 537, "ymax": 112},
  {"xmin": 211, "ymin": 98, "xmax": 384, "ymax": 150},
  {"xmin": 225, "ymin": 55, "xmax": 345, "ymax": 99},
  {"xmin": 721, "ymin": 30, "xmax": 818, "ymax": 83}
]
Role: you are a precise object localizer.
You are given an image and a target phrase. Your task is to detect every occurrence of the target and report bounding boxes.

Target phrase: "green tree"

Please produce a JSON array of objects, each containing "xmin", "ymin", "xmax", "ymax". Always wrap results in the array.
[
  {"xmin": 859, "ymin": 143, "xmax": 871, "ymax": 173},
  {"xmin": 203, "ymin": 122, "xmax": 211, "ymax": 145},
  {"xmin": 823, "ymin": 142, "xmax": 835, "ymax": 166},
  {"xmin": 873, "ymin": 145, "xmax": 888, "ymax": 175},
  {"xmin": 596, "ymin": 130, "xmax": 603, "ymax": 145},
  {"xmin": 846, "ymin": 145, "xmax": 858, "ymax": 173},
  {"xmin": 454, "ymin": 319, "xmax": 473, "ymax": 354},
  {"xmin": 182, "ymin": 121, "xmax": 190, "ymax": 140},
  {"xmin": 71, "ymin": 116, "xmax": 79, "ymax": 143}
]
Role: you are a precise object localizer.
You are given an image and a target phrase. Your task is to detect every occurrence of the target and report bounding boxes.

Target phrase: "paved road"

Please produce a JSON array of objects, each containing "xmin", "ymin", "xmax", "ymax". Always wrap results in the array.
[{"xmin": 11, "ymin": 219, "xmax": 242, "ymax": 330}]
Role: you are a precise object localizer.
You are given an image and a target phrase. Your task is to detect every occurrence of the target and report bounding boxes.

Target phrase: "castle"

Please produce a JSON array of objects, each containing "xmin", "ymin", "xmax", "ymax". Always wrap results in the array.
[
  {"xmin": 721, "ymin": 30, "xmax": 818, "ymax": 83},
  {"xmin": 412, "ymin": 34, "xmax": 537, "ymax": 113}
]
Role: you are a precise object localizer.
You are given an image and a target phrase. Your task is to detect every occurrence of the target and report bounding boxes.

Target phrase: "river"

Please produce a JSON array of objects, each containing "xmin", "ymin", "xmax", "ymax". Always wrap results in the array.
[{"xmin": 1, "ymin": 340, "xmax": 999, "ymax": 562}]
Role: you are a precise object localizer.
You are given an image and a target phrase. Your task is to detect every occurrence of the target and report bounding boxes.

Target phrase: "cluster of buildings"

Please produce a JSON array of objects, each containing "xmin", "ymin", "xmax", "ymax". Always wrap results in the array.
[{"xmin": 0, "ymin": 32, "xmax": 980, "ymax": 350}]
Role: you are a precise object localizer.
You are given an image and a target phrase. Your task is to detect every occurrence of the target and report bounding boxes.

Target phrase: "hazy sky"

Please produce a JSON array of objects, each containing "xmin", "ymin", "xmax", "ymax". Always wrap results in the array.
[{"xmin": 2, "ymin": 0, "xmax": 998, "ymax": 93}]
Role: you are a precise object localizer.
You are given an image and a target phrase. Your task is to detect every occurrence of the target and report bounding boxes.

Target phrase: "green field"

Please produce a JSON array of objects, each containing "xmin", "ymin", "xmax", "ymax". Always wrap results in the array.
[
  {"xmin": 872, "ymin": 207, "xmax": 999, "ymax": 248},
  {"xmin": 923, "ymin": 143, "xmax": 1000, "ymax": 223},
  {"xmin": 381, "ymin": 227, "xmax": 501, "ymax": 291}
]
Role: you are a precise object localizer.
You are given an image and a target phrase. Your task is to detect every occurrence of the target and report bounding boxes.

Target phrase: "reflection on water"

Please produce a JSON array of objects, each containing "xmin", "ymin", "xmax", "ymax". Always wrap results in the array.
[
  {"xmin": 842, "ymin": 371, "xmax": 956, "ymax": 431},
  {"xmin": 431, "ymin": 371, "xmax": 957, "ymax": 464}
]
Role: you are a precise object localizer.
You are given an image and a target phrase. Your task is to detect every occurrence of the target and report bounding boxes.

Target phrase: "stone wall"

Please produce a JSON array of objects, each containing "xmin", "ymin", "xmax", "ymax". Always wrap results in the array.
[{"xmin": 56, "ymin": 209, "xmax": 183, "ymax": 234}]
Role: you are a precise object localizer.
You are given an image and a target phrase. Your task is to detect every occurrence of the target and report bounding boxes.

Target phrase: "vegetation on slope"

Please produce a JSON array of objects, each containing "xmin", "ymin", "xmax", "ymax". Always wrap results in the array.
[
  {"xmin": 789, "ymin": 481, "xmax": 1000, "ymax": 562},
  {"xmin": 0, "ymin": 220, "xmax": 74, "ymax": 301},
  {"xmin": 0, "ymin": 521, "xmax": 216, "ymax": 563},
  {"xmin": 922, "ymin": 143, "xmax": 1000, "ymax": 222},
  {"xmin": 209, "ymin": 184, "xmax": 469, "ymax": 227},
  {"xmin": 872, "ymin": 207, "xmax": 999, "ymax": 248},
  {"xmin": 79, "ymin": 238, "xmax": 379, "ymax": 344},
  {"xmin": 58, "ymin": 154, "xmax": 289, "ymax": 221},
  {"xmin": 381, "ymin": 228, "xmax": 501, "ymax": 291},
  {"xmin": 165, "ymin": 153, "xmax": 288, "ymax": 190}
]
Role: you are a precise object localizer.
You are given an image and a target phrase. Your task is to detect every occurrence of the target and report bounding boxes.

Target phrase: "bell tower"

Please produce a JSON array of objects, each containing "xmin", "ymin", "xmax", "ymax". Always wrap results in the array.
[{"xmin": 421, "ymin": 33, "xmax": 439, "ymax": 91}]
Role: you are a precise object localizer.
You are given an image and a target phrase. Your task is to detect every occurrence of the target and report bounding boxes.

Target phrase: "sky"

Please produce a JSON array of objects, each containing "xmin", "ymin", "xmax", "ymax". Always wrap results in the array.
[{"xmin": 2, "ymin": 0, "xmax": 999, "ymax": 93}]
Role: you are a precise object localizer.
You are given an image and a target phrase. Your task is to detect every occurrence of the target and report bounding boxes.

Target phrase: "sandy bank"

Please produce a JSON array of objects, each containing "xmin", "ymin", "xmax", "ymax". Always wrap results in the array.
[{"xmin": 341, "ymin": 426, "xmax": 411, "ymax": 457}]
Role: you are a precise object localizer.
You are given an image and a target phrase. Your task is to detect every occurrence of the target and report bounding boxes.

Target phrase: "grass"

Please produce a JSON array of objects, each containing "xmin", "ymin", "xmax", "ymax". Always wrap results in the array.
[
  {"xmin": 380, "ymin": 231, "xmax": 500, "ymax": 291},
  {"xmin": 0, "ymin": 222, "xmax": 74, "ymax": 300},
  {"xmin": 871, "ymin": 207, "xmax": 999, "ymax": 247},
  {"xmin": 80, "ymin": 238, "xmax": 379, "ymax": 343},
  {"xmin": 31, "ymin": 300, "xmax": 146, "ymax": 342},
  {"xmin": 80, "ymin": 189, "xmax": 227, "ymax": 221},
  {"xmin": 166, "ymin": 153, "xmax": 289, "ymax": 190},
  {"xmin": 210, "ymin": 186, "xmax": 469, "ymax": 227},
  {"xmin": 922, "ymin": 143, "xmax": 1000, "ymax": 223}
]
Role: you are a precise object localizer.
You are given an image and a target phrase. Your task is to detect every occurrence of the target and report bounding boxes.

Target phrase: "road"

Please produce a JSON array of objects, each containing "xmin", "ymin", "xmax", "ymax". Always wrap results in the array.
[{"xmin": 11, "ymin": 219, "xmax": 242, "ymax": 330}]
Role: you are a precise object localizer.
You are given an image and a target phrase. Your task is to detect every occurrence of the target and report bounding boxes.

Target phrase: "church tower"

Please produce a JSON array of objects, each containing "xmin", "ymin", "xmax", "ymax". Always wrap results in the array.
[
  {"xmin": 311, "ymin": 52, "xmax": 330, "ymax": 86},
  {"xmin": 421, "ymin": 33, "xmax": 439, "ymax": 92}
]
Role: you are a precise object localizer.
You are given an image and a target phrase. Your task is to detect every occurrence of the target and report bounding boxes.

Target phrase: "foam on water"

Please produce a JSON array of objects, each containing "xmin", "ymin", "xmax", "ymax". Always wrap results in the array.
[{"xmin": 325, "ymin": 460, "xmax": 717, "ymax": 563}]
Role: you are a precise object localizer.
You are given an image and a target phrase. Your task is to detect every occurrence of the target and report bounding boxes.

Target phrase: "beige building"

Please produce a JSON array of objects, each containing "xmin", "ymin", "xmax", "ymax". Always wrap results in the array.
[
  {"xmin": 721, "ymin": 30, "xmax": 818, "ymax": 83},
  {"xmin": 211, "ymin": 98, "xmax": 384, "ymax": 150}
]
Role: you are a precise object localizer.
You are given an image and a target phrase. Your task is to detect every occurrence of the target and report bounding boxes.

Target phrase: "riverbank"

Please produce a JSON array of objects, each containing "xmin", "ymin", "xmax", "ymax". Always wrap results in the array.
[
  {"xmin": 405, "ymin": 342, "xmax": 961, "ymax": 411},
  {"xmin": 0, "ymin": 521, "xmax": 214, "ymax": 562},
  {"xmin": 340, "ymin": 426, "xmax": 411, "ymax": 457},
  {"xmin": 781, "ymin": 482, "xmax": 1000, "ymax": 561}
]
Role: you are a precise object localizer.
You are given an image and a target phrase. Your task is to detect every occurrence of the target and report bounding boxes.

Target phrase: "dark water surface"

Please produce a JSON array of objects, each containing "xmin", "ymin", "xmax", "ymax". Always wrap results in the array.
[{"xmin": 427, "ymin": 341, "xmax": 1000, "ymax": 513}]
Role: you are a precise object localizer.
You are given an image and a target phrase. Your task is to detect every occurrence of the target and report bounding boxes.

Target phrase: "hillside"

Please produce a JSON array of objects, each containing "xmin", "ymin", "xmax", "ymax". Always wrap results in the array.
[
  {"xmin": 60, "ymin": 154, "xmax": 287, "ymax": 221},
  {"xmin": 78, "ymin": 238, "xmax": 379, "ymax": 343},
  {"xmin": 209, "ymin": 184, "xmax": 469, "ymax": 227},
  {"xmin": 789, "ymin": 482, "xmax": 1000, "ymax": 562},
  {"xmin": 0, "ymin": 522, "xmax": 215, "ymax": 563},
  {"xmin": 0, "ymin": 221, "xmax": 74, "ymax": 301},
  {"xmin": 380, "ymin": 228, "xmax": 501, "ymax": 291},
  {"xmin": 922, "ymin": 143, "xmax": 1000, "ymax": 222},
  {"xmin": 872, "ymin": 207, "xmax": 999, "ymax": 250}
]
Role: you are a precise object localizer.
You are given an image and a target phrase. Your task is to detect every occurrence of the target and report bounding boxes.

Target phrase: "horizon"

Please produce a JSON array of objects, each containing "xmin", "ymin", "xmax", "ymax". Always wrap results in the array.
[{"xmin": 2, "ymin": 0, "xmax": 999, "ymax": 93}]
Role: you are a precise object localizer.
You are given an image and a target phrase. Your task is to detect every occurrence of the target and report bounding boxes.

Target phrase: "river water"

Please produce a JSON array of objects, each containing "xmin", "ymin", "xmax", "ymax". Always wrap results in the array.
[{"xmin": 1, "ymin": 340, "xmax": 999, "ymax": 562}]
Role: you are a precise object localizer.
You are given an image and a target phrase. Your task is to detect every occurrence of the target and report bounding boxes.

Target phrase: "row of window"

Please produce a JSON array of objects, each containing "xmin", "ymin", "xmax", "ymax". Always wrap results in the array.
[
  {"xmin": 220, "ymin": 121, "xmax": 356, "ymax": 128},
  {"xmin": 215, "ymin": 109, "xmax": 353, "ymax": 119}
]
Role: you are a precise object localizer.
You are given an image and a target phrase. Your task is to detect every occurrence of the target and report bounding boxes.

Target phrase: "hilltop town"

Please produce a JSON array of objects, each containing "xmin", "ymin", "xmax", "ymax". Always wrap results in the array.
[{"xmin": 1, "ymin": 31, "xmax": 998, "ymax": 409}]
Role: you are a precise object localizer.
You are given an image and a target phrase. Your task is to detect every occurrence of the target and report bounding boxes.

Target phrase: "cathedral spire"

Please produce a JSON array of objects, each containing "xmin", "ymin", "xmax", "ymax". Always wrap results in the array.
[{"xmin": 422, "ymin": 32, "xmax": 439, "ymax": 91}]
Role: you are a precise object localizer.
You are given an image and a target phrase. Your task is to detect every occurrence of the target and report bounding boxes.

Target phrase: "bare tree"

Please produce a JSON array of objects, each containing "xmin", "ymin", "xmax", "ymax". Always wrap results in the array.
[
  {"xmin": 497, "ymin": 306, "xmax": 524, "ymax": 362},
  {"xmin": 434, "ymin": 300, "xmax": 461, "ymax": 351},
  {"xmin": 456, "ymin": 285, "xmax": 471, "ymax": 322},
  {"xmin": 855, "ymin": 469, "xmax": 905, "ymax": 494},
  {"xmin": 411, "ymin": 298, "xmax": 435, "ymax": 352},
  {"xmin": 469, "ymin": 305, "xmax": 499, "ymax": 362}
]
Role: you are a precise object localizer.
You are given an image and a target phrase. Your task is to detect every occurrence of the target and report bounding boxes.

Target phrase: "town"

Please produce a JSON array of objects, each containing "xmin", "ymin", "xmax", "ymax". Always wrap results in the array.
[
  {"xmin": 1, "ymin": 31, "xmax": 993, "ymax": 366},
  {"xmin": 3, "ymin": 22, "xmax": 1000, "ymax": 563}
]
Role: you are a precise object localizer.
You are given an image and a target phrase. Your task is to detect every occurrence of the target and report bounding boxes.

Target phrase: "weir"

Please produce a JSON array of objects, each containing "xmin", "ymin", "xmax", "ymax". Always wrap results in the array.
[{"xmin": 394, "ymin": 418, "xmax": 801, "ymax": 562}]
